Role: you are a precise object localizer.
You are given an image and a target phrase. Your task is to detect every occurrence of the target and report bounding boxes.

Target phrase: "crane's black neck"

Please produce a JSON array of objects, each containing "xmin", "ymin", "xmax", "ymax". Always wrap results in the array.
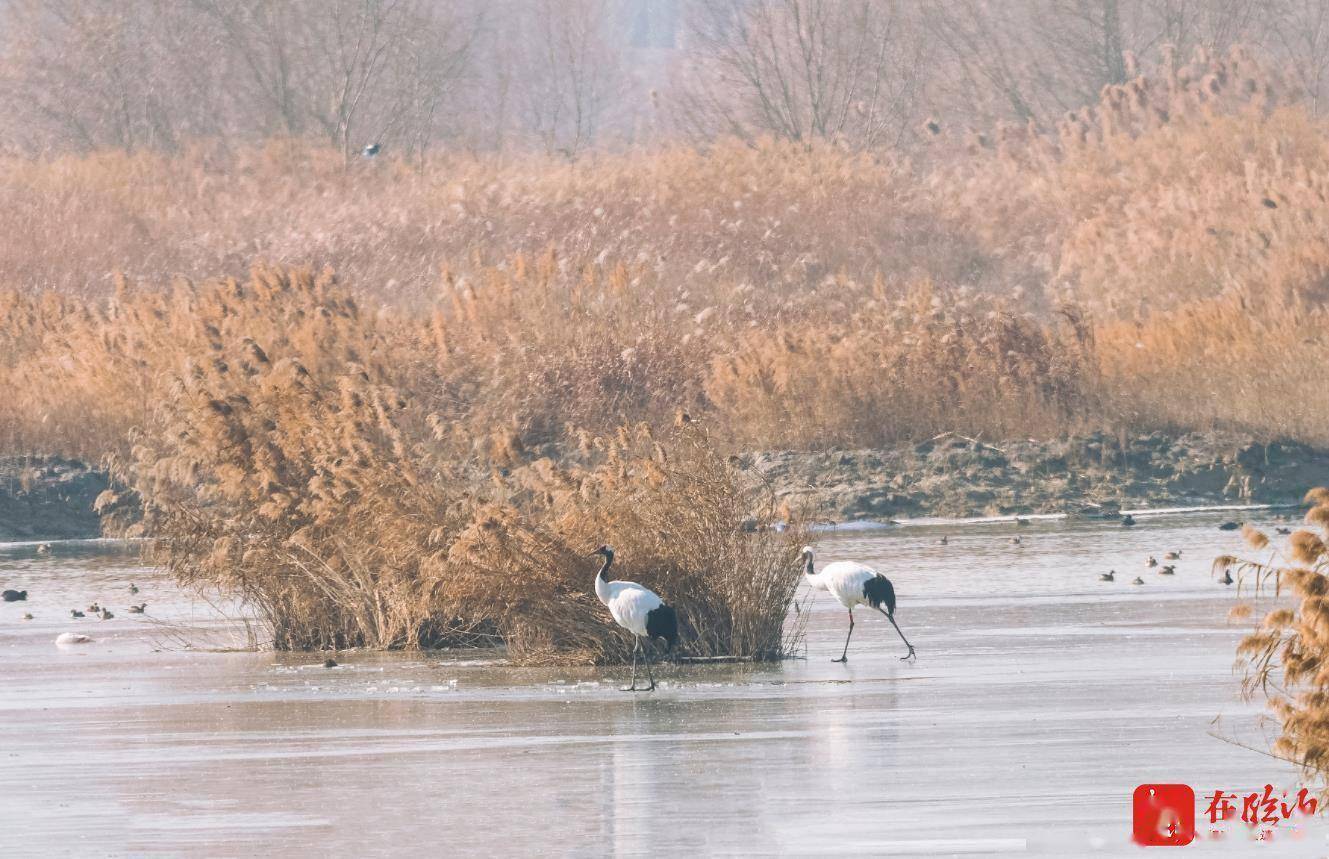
[
  {"xmin": 803, "ymin": 554, "xmax": 815, "ymax": 576},
  {"xmin": 596, "ymin": 553, "xmax": 614, "ymax": 581}
]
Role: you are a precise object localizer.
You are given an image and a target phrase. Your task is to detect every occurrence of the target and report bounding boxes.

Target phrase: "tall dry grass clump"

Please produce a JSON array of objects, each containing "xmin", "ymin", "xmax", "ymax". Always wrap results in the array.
[
  {"xmin": 1094, "ymin": 293, "xmax": 1329, "ymax": 445},
  {"xmin": 706, "ymin": 281, "xmax": 1096, "ymax": 449},
  {"xmin": 1225, "ymin": 489, "xmax": 1329, "ymax": 794},
  {"xmin": 21, "ymin": 265, "xmax": 808, "ymax": 660},
  {"xmin": 0, "ymin": 139, "xmax": 965, "ymax": 302},
  {"xmin": 935, "ymin": 46, "xmax": 1322, "ymax": 316}
]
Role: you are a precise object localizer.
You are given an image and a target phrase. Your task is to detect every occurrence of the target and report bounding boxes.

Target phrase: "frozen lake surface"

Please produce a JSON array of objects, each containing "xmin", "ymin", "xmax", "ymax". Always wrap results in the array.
[{"xmin": 1, "ymin": 511, "xmax": 1326, "ymax": 856}]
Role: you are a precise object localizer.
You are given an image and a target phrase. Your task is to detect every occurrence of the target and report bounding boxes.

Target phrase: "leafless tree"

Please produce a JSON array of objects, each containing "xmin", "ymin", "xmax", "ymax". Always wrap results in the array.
[
  {"xmin": 305, "ymin": 0, "xmax": 406, "ymax": 162},
  {"xmin": 674, "ymin": 0, "xmax": 924, "ymax": 147},
  {"xmin": 383, "ymin": 4, "xmax": 480, "ymax": 168},
  {"xmin": 194, "ymin": 0, "xmax": 477, "ymax": 162},
  {"xmin": 189, "ymin": 1, "xmax": 311, "ymax": 138},
  {"xmin": 0, "ymin": 0, "xmax": 230, "ymax": 151},
  {"xmin": 923, "ymin": 0, "xmax": 1271, "ymax": 126},
  {"xmin": 1268, "ymin": 0, "xmax": 1329, "ymax": 113},
  {"xmin": 501, "ymin": 0, "xmax": 628, "ymax": 157}
]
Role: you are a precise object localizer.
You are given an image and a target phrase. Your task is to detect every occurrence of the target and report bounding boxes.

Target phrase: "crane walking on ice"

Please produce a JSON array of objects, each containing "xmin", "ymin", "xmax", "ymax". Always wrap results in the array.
[
  {"xmin": 801, "ymin": 547, "xmax": 916, "ymax": 662},
  {"xmin": 591, "ymin": 545, "xmax": 678, "ymax": 692}
]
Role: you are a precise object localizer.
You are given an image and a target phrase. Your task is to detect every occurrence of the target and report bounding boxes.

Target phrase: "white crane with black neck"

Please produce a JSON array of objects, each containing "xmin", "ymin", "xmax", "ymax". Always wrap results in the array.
[
  {"xmin": 802, "ymin": 547, "xmax": 916, "ymax": 662},
  {"xmin": 591, "ymin": 545, "xmax": 679, "ymax": 692}
]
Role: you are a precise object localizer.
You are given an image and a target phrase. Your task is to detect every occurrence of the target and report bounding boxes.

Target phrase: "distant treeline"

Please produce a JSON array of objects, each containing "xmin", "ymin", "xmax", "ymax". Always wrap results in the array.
[{"xmin": 5, "ymin": 1, "xmax": 1329, "ymax": 159}]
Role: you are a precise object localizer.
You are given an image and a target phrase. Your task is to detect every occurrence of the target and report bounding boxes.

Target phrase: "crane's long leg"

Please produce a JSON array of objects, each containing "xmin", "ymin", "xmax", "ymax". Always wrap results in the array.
[
  {"xmin": 643, "ymin": 638, "xmax": 656, "ymax": 691},
  {"xmin": 878, "ymin": 607, "xmax": 917, "ymax": 660},
  {"xmin": 621, "ymin": 637, "xmax": 640, "ymax": 692},
  {"xmin": 832, "ymin": 608, "xmax": 854, "ymax": 663}
]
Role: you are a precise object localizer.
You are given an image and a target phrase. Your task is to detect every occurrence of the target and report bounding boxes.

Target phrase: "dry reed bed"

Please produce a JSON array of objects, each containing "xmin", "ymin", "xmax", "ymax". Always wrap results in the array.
[
  {"xmin": 3, "ymin": 49, "xmax": 1328, "ymax": 451},
  {"xmin": 2, "ymin": 48, "xmax": 1320, "ymax": 317}
]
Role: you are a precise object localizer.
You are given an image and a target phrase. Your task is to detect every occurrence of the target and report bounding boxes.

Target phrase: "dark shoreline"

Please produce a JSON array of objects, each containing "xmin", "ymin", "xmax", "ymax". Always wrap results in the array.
[
  {"xmin": 739, "ymin": 430, "xmax": 1329, "ymax": 524},
  {"xmin": 4, "ymin": 430, "xmax": 1328, "ymax": 540},
  {"xmin": 0, "ymin": 457, "xmax": 112, "ymax": 541}
]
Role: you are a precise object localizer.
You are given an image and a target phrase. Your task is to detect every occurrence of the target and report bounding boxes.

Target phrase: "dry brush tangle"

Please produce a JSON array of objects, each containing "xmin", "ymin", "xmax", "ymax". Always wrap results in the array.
[
  {"xmin": 37, "ymin": 266, "xmax": 808, "ymax": 662},
  {"xmin": 1226, "ymin": 489, "xmax": 1329, "ymax": 796}
]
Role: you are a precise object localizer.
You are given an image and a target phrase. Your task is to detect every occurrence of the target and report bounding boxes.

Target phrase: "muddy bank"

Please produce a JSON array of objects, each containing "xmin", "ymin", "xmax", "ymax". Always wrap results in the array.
[
  {"xmin": 0, "ymin": 457, "xmax": 141, "ymax": 541},
  {"xmin": 740, "ymin": 430, "xmax": 1329, "ymax": 522},
  {"xmin": 0, "ymin": 457, "xmax": 109, "ymax": 540},
  {"xmin": 7, "ymin": 431, "xmax": 1329, "ymax": 538}
]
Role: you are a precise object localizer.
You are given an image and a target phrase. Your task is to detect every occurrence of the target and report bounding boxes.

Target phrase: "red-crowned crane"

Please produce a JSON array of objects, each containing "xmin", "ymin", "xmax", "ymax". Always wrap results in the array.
[
  {"xmin": 591, "ymin": 545, "xmax": 679, "ymax": 692},
  {"xmin": 801, "ymin": 547, "xmax": 916, "ymax": 662}
]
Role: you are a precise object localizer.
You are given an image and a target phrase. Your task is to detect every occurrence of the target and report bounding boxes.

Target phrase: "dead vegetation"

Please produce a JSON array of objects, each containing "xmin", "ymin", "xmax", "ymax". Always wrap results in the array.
[
  {"xmin": 5, "ymin": 48, "xmax": 1329, "ymax": 656},
  {"xmin": 4, "ymin": 267, "xmax": 806, "ymax": 661},
  {"xmin": 1224, "ymin": 489, "xmax": 1329, "ymax": 795},
  {"xmin": 5, "ymin": 48, "xmax": 1329, "ymax": 453}
]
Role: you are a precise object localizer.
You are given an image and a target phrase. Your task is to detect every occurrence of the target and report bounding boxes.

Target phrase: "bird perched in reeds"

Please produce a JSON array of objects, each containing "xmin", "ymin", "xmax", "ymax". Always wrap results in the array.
[
  {"xmin": 1146, "ymin": 556, "xmax": 1158, "ymax": 567},
  {"xmin": 801, "ymin": 547, "xmax": 916, "ymax": 662},
  {"xmin": 591, "ymin": 545, "xmax": 678, "ymax": 692},
  {"xmin": 1160, "ymin": 565, "xmax": 1176, "ymax": 575},
  {"xmin": 1122, "ymin": 515, "xmax": 1137, "ymax": 527},
  {"xmin": 1165, "ymin": 550, "xmax": 1182, "ymax": 560},
  {"xmin": 2, "ymin": 589, "xmax": 27, "ymax": 602},
  {"xmin": 1100, "ymin": 571, "xmax": 1116, "ymax": 582}
]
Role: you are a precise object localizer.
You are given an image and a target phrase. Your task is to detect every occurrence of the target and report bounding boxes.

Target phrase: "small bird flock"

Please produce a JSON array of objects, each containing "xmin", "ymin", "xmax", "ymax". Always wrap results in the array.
[
  {"xmin": 1097, "ymin": 545, "xmax": 1210, "ymax": 586},
  {"xmin": 1090, "ymin": 517, "xmax": 1298, "ymax": 587},
  {"xmin": 3, "ymin": 549, "xmax": 149, "ymax": 646}
]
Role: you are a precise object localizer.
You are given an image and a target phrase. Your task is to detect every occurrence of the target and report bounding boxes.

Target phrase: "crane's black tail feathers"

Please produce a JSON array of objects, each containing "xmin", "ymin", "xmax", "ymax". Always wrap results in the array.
[
  {"xmin": 863, "ymin": 575, "xmax": 897, "ymax": 616},
  {"xmin": 645, "ymin": 604, "xmax": 679, "ymax": 652}
]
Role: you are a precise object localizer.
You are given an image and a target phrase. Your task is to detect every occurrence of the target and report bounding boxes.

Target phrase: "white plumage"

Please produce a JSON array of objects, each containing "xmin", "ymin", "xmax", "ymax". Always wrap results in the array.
[
  {"xmin": 591, "ymin": 545, "xmax": 679, "ymax": 691},
  {"xmin": 600, "ymin": 581, "xmax": 663, "ymax": 637},
  {"xmin": 802, "ymin": 546, "xmax": 916, "ymax": 662},
  {"xmin": 808, "ymin": 560, "xmax": 886, "ymax": 610}
]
